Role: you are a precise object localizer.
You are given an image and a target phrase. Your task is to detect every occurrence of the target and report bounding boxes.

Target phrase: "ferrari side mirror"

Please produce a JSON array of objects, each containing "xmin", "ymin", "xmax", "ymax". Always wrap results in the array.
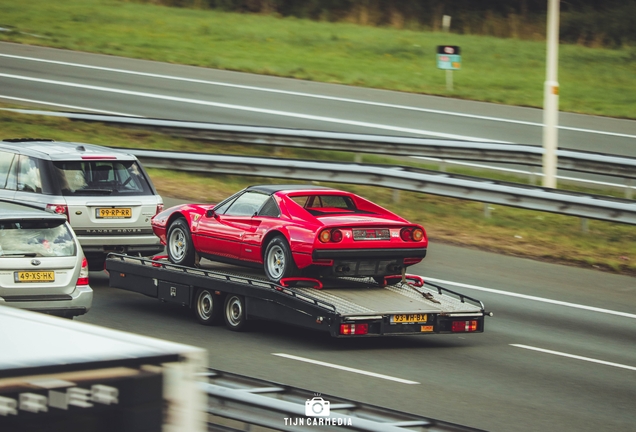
[{"xmin": 206, "ymin": 209, "xmax": 216, "ymax": 218}]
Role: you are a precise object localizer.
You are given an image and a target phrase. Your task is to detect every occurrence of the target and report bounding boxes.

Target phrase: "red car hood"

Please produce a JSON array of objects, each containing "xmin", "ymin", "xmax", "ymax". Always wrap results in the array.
[{"xmin": 315, "ymin": 214, "xmax": 409, "ymax": 227}]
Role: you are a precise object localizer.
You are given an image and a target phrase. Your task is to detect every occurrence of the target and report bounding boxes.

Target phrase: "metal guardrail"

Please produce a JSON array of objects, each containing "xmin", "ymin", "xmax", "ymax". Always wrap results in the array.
[
  {"xmin": 8, "ymin": 110, "xmax": 636, "ymax": 180},
  {"xmin": 200, "ymin": 368, "xmax": 484, "ymax": 432},
  {"xmin": 127, "ymin": 148, "xmax": 636, "ymax": 225}
]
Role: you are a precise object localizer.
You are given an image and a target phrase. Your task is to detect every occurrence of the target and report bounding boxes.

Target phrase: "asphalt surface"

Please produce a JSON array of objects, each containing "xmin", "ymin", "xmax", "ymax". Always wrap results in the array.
[{"xmin": 1, "ymin": 43, "xmax": 635, "ymax": 431}]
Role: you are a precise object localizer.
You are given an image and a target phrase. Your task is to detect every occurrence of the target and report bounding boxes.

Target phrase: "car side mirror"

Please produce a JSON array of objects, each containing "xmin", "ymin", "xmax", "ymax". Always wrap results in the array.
[{"xmin": 206, "ymin": 209, "xmax": 216, "ymax": 218}]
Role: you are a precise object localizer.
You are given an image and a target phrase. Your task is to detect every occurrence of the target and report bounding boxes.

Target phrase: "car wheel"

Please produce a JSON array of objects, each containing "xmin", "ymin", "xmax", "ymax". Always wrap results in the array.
[
  {"xmin": 263, "ymin": 236, "xmax": 298, "ymax": 283},
  {"xmin": 167, "ymin": 218, "xmax": 195, "ymax": 267},
  {"xmin": 224, "ymin": 294, "xmax": 249, "ymax": 331},
  {"xmin": 193, "ymin": 288, "xmax": 222, "ymax": 325}
]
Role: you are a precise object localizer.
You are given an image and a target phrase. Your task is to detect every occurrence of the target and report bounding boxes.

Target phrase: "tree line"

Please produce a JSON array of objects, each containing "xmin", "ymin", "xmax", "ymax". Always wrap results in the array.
[{"xmin": 141, "ymin": 0, "xmax": 636, "ymax": 47}]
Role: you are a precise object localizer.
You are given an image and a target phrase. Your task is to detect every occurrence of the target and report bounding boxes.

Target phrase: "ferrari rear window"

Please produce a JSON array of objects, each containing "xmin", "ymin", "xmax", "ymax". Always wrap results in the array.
[
  {"xmin": 290, "ymin": 194, "xmax": 364, "ymax": 215},
  {"xmin": 0, "ymin": 219, "xmax": 76, "ymax": 257}
]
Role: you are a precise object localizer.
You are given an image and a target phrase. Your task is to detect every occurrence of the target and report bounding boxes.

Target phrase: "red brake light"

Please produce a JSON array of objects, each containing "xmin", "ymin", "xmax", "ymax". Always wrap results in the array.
[
  {"xmin": 340, "ymin": 323, "xmax": 369, "ymax": 335},
  {"xmin": 46, "ymin": 204, "xmax": 69, "ymax": 221},
  {"xmin": 400, "ymin": 228, "xmax": 412, "ymax": 241},
  {"xmin": 451, "ymin": 320, "xmax": 478, "ymax": 332},
  {"xmin": 77, "ymin": 257, "xmax": 89, "ymax": 285},
  {"xmin": 331, "ymin": 229, "xmax": 343, "ymax": 243}
]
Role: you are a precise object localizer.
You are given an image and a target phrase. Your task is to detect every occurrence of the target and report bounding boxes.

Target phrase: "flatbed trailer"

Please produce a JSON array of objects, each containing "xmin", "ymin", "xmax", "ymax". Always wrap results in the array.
[{"xmin": 106, "ymin": 254, "xmax": 489, "ymax": 338}]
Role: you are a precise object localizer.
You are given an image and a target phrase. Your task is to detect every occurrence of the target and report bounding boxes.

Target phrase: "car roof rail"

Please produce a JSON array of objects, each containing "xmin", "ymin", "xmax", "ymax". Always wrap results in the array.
[{"xmin": 2, "ymin": 138, "xmax": 55, "ymax": 142}]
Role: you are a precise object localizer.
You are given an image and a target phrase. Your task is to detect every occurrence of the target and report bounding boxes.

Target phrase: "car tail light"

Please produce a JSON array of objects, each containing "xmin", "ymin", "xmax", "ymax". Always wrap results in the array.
[
  {"xmin": 412, "ymin": 228, "xmax": 424, "ymax": 241},
  {"xmin": 400, "ymin": 227, "xmax": 425, "ymax": 242},
  {"xmin": 340, "ymin": 323, "xmax": 369, "ymax": 335},
  {"xmin": 156, "ymin": 203, "xmax": 164, "ymax": 215},
  {"xmin": 331, "ymin": 229, "xmax": 343, "ymax": 242},
  {"xmin": 319, "ymin": 229, "xmax": 331, "ymax": 243},
  {"xmin": 77, "ymin": 257, "xmax": 89, "ymax": 286},
  {"xmin": 451, "ymin": 320, "xmax": 478, "ymax": 332},
  {"xmin": 400, "ymin": 227, "xmax": 412, "ymax": 241},
  {"xmin": 46, "ymin": 204, "xmax": 69, "ymax": 221}
]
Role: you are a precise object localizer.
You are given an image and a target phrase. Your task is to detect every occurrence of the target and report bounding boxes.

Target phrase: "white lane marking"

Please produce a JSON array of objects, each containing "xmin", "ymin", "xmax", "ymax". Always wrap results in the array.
[
  {"xmin": 272, "ymin": 353, "xmax": 420, "ymax": 384},
  {"xmin": 0, "ymin": 73, "xmax": 503, "ymax": 142},
  {"xmin": 424, "ymin": 277, "xmax": 636, "ymax": 320},
  {"xmin": 2, "ymin": 53, "xmax": 634, "ymax": 140},
  {"xmin": 511, "ymin": 344, "xmax": 636, "ymax": 371},
  {"xmin": 0, "ymin": 95, "xmax": 142, "ymax": 116}
]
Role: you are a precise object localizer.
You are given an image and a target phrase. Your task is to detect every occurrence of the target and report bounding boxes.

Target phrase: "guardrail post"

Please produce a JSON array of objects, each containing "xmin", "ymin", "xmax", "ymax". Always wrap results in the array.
[
  {"xmin": 354, "ymin": 153, "xmax": 362, "ymax": 163},
  {"xmin": 392, "ymin": 189, "xmax": 400, "ymax": 204},
  {"xmin": 529, "ymin": 167, "xmax": 538, "ymax": 186},
  {"xmin": 580, "ymin": 217, "xmax": 589, "ymax": 233},
  {"xmin": 439, "ymin": 161, "xmax": 447, "ymax": 172},
  {"xmin": 626, "ymin": 179, "xmax": 634, "ymax": 200},
  {"xmin": 483, "ymin": 203, "xmax": 492, "ymax": 218}
]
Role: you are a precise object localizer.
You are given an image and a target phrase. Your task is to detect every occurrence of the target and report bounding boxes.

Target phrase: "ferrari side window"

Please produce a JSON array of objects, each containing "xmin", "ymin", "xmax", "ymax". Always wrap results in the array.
[
  {"xmin": 225, "ymin": 191, "xmax": 269, "ymax": 216},
  {"xmin": 258, "ymin": 197, "xmax": 280, "ymax": 218}
]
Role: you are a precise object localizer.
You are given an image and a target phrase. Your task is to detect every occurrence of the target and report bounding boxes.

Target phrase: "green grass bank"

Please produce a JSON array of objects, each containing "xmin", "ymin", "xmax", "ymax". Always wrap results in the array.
[{"xmin": 0, "ymin": 0, "xmax": 635, "ymax": 118}]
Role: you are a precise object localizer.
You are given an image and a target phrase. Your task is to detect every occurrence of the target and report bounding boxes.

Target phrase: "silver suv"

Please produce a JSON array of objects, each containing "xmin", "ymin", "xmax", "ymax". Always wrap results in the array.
[
  {"xmin": 0, "ymin": 139, "xmax": 164, "ymax": 270},
  {"xmin": 0, "ymin": 200, "xmax": 92, "ymax": 318}
]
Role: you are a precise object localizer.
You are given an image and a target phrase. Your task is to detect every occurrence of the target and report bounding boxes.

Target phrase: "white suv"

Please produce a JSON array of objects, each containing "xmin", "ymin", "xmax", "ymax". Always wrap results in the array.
[
  {"xmin": 0, "ymin": 139, "xmax": 164, "ymax": 270},
  {"xmin": 0, "ymin": 200, "xmax": 92, "ymax": 318}
]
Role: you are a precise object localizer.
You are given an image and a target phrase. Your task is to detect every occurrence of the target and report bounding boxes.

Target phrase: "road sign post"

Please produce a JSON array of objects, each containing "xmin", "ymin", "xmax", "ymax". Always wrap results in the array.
[{"xmin": 437, "ymin": 46, "xmax": 461, "ymax": 91}]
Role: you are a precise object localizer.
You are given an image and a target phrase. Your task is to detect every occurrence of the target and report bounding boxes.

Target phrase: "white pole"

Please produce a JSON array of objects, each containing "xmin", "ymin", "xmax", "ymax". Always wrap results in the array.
[{"xmin": 542, "ymin": 0, "xmax": 560, "ymax": 189}]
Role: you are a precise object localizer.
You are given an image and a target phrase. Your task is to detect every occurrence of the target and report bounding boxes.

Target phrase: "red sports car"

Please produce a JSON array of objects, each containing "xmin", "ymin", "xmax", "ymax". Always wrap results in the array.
[{"xmin": 151, "ymin": 185, "xmax": 427, "ymax": 283}]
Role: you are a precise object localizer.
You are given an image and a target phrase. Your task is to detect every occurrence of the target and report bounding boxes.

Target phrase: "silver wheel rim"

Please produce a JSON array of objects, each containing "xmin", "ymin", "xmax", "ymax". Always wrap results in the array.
[
  {"xmin": 197, "ymin": 291, "xmax": 213, "ymax": 321},
  {"xmin": 266, "ymin": 244, "xmax": 286, "ymax": 279},
  {"xmin": 226, "ymin": 297, "xmax": 243, "ymax": 327},
  {"xmin": 169, "ymin": 227, "xmax": 187, "ymax": 261}
]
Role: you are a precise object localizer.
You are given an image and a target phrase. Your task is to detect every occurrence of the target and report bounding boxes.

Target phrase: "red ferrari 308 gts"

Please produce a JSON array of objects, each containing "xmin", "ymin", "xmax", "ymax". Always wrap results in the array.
[{"xmin": 151, "ymin": 185, "xmax": 427, "ymax": 283}]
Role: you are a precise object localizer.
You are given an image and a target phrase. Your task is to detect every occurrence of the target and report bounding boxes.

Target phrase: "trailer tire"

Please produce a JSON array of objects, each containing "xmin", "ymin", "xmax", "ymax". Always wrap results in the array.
[
  {"xmin": 224, "ymin": 294, "xmax": 249, "ymax": 331},
  {"xmin": 193, "ymin": 288, "xmax": 222, "ymax": 325},
  {"xmin": 167, "ymin": 218, "xmax": 195, "ymax": 267},
  {"xmin": 263, "ymin": 236, "xmax": 298, "ymax": 283}
]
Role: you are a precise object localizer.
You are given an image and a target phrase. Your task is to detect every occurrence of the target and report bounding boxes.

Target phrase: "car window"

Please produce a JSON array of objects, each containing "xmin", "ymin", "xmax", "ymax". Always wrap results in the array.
[
  {"xmin": 257, "ymin": 197, "xmax": 280, "ymax": 217},
  {"xmin": 0, "ymin": 150, "xmax": 16, "ymax": 190},
  {"xmin": 52, "ymin": 160, "xmax": 153, "ymax": 196},
  {"xmin": 225, "ymin": 191, "xmax": 269, "ymax": 216},
  {"xmin": 17, "ymin": 155, "xmax": 45, "ymax": 194},
  {"xmin": 0, "ymin": 219, "xmax": 76, "ymax": 257},
  {"xmin": 290, "ymin": 194, "xmax": 357, "ymax": 214}
]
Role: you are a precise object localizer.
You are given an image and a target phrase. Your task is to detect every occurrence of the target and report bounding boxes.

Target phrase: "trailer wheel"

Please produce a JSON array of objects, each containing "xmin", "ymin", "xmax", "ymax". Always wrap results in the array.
[
  {"xmin": 193, "ymin": 288, "xmax": 222, "ymax": 325},
  {"xmin": 167, "ymin": 218, "xmax": 195, "ymax": 267},
  {"xmin": 224, "ymin": 294, "xmax": 248, "ymax": 331},
  {"xmin": 264, "ymin": 236, "xmax": 298, "ymax": 283}
]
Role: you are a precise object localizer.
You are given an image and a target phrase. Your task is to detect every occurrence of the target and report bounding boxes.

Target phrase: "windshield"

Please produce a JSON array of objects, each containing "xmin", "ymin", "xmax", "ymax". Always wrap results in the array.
[
  {"xmin": 0, "ymin": 220, "xmax": 76, "ymax": 257},
  {"xmin": 52, "ymin": 160, "xmax": 153, "ymax": 196}
]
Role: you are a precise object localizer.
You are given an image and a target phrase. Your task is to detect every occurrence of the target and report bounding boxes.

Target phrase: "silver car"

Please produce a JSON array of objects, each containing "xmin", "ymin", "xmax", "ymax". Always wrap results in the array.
[
  {"xmin": 0, "ymin": 201, "xmax": 92, "ymax": 318},
  {"xmin": 0, "ymin": 139, "xmax": 164, "ymax": 270}
]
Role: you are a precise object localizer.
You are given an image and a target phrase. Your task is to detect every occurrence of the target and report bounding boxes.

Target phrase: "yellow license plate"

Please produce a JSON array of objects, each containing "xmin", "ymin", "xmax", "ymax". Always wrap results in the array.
[
  {"xmin": 97, "ymin": 208, "xmax": 132, "ymax": 218},
  {"xmin": 390, "ymin": 313, "xmax": 427, "ymax": 324},
  {"xmin": 15, "ymin": 271, "xmax": 55, "ymax": 283}
]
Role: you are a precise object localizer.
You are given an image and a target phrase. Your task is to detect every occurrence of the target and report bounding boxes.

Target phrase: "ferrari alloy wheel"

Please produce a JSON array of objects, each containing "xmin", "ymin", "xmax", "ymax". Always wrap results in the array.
[
  {"xmin": 264, "ymin": 236, "xmax": 298, "ymax": 283},
  {"xmin": 224, "ymin": 295, "xmax": 248, "ymax": 331},
  {"xmin": 194, "ymin": 288, "xmax": 222, "ymax": 325},
  {"xmin": 167, "ymin": 218, "xmax": 195, "ymax": 267}
]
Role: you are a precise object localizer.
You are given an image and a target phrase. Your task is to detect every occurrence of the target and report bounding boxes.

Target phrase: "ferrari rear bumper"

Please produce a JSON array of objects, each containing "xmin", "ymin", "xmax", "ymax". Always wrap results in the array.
[
  {"xmin": 312, "ymin": 248, "xmax": 427, "ymax": 260},
  {"xmin": 310, "ymin": 248, "xmax": 426, "ymax": 277}
]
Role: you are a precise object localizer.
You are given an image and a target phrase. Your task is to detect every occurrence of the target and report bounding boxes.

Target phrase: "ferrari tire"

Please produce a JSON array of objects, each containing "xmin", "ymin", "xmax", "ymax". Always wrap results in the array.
[
  {"xmin": 193, "ymin": 288, "xmax": 222, "ymax": 325},
  {"xmin": 167, "ymin": 218, "xmax": 195, "ymax": 267},
  {"xmin": 223, "ymin": 295, "xmax": 249, "ymax": 331},
  {"xmin": 263, "ymin": 236, "xmax": 298, "ymax": 283}
]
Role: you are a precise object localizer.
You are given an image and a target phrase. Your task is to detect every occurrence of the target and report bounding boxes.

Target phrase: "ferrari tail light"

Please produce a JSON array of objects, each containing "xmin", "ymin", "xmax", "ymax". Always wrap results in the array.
[
  {"xmin": 340, "ymin": 323, "xmax": 369, "ymax": 335},
  {"xmin": 319, "ymin": 229, "xmax": 343, "ymax": 243},
  {"xmin": 46, "ymin": 204, "xmax": 69, "ymax": 221},
  {"xmin": 77, "ymin": 257, "xmax": 89, "ymax": 286},
  {"xmin": 451, "ymin": 320, "xmax": 478, "ymax": 332},
  {"xmin": 400, "ymin": 227, "xmax": 425, "ymax": 242}
]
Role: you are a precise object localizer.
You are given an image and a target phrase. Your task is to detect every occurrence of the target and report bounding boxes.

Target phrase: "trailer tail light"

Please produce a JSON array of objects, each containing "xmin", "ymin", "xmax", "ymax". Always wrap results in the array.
[
  {"xmin": 340, "ymin": 323, "xmax": 368, "ymax": 335},
  {"xmin": 46, "ymin": 204, "xmax": 69, "ymax": 221},
  {"xmin": 451, "ymin": 320, "xmax": 478, "ymax": 332},
  {"xmin": 77, "ymin": 257, "xmax": 89, "ymax": 286}
]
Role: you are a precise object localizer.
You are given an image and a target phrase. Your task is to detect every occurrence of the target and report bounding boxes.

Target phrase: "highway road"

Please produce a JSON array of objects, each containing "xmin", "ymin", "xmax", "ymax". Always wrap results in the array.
[{"xmin": 1, "ymin": 42, "xmax": 635, "ymax": 431}]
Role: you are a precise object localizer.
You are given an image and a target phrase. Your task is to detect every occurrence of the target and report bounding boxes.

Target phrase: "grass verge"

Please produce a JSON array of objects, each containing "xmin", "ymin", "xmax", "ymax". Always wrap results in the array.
[
  {"xmin": 0, "ymin": 0, "xmax": 635, "ymax": 119},
  {"xmin": 1, "ymin": 108, "xmax": 635, "ymax": 275}
]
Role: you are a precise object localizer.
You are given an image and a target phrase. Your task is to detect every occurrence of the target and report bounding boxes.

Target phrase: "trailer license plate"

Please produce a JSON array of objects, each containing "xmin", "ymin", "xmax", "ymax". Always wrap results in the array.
[
  {"xmin": 390, "ymin": 313, "xmax": 427, "ymax": 324},
  {"xmin": 15, "ymin": 271, "xmax": 55, "ymax": 283},
  {"xmin": 96, "ymin": 208, "xmax": 132, "ymax": 218}
]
